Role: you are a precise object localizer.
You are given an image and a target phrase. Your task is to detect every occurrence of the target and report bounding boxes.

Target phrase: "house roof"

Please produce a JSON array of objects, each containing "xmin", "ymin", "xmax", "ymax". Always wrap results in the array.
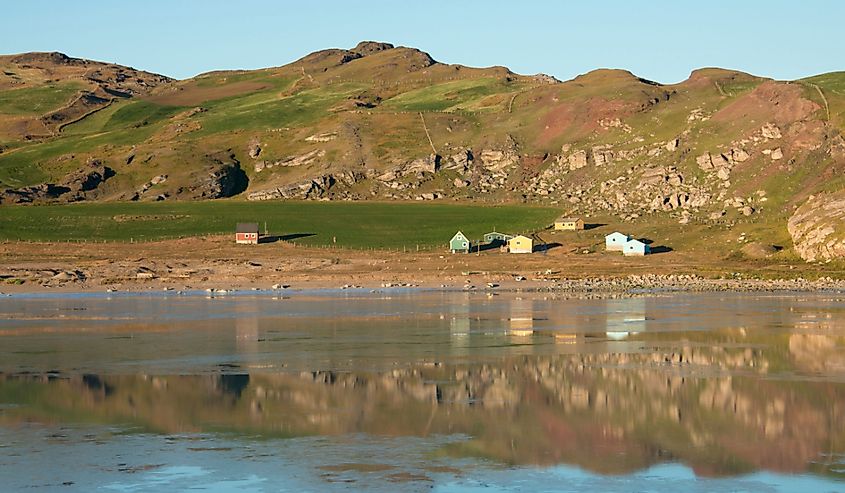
[
  {"xmin": 509, "ymin": 235, "xmax": 532, "ymax": 242},
  {"xmin": 556, "ymin": 216, "xmax": 581, "ymax": 222},
  {"xmin": 606, "ymin": 232, "xmax": 630, "ymax": 240},
  {"xmin": 625, "ymin": 239, "xmax": 646, "ymax": 247},
  {"xmin": 236, "ymin": 223, "xmax": 259, "ymax": 233}
]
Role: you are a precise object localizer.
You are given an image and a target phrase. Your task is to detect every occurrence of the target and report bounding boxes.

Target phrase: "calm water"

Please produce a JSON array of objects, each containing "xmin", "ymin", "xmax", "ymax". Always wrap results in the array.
[{"xmin": 1, "ymin": 290, "xmax": 845, "ymax": 492}]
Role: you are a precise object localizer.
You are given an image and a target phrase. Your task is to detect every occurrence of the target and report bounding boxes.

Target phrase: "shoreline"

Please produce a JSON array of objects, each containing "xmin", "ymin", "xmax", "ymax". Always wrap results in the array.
[{"xmin": 2, "ymin": 276, "xmax": 845, "ymax": 299}]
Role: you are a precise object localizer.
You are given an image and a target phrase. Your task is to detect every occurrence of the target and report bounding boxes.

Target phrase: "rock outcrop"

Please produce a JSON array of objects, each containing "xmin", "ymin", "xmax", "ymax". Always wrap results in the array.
[{"xmin": 788, "ymin": 192, "xmax": 845, "ymax": 262}]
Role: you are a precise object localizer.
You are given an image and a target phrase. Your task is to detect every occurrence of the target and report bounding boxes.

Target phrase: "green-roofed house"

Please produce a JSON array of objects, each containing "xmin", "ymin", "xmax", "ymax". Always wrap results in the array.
[
  {"xmin": 483, "ymin": 231, "xmax": 514, "ymax": 245},
  {"xmin": 450, "ymin": 231, "xmax": 471, "ymax": 253}
]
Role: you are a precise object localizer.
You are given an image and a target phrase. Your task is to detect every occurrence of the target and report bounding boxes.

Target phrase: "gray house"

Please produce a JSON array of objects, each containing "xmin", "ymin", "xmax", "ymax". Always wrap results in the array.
[{"xmin": 483, "ymin": 232, "xmax": 514, "ymax": 244}]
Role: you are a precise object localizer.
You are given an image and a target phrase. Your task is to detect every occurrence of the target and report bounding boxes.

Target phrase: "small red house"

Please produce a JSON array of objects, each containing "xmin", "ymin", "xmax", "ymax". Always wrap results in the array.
[{"xmin": 236, "ymin": 223, "xmax": 259, "ymax": 244}]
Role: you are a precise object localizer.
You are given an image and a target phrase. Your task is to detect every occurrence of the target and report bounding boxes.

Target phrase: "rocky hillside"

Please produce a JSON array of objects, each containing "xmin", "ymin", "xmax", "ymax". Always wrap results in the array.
[{"xmin": 0, "ymin": 42, "xmax": 844, "ymax": 257}]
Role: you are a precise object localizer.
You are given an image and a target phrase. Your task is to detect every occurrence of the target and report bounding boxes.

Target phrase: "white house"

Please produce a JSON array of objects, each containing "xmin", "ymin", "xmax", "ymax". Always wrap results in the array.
[
  {"xmin": 605, "ymin": 232, "xmax": 630, "ymax": 251},
  {"xmin": 623, "ymin": 239, "xmax": 651, "ymax": 256}
]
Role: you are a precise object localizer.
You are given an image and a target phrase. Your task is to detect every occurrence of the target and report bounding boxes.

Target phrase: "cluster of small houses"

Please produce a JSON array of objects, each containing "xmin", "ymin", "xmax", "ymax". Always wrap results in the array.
[
  {"xmin": 449, "ymin": 216, "xmax": 651, "ymax": 256},
  {"xmin": 235, "ymin": 215, "xmax": 651, "ymax": 256}
]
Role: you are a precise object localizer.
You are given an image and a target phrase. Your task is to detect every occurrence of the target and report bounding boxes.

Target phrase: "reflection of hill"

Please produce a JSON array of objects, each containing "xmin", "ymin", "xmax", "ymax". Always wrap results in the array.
[{"xmin": 2, "ymin": 352, "xmax": 844, "ymax": 479}]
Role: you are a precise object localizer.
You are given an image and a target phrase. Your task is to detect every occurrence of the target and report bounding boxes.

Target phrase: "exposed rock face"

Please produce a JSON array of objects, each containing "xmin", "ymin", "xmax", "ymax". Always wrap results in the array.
[
  {"xmin": 247, "ymin": 174, "xmax": 337, "ymax": 201},
  {"xmin": 0, "ymin": 184, "xmax": 70, "ymax": 204},
  {"xmin": 182, "ymin": 153, "xmax": 248, "ymax": 199},
  {"xmin": 0, "ymin": 163, "xmax": 113, "ymax": 204},
  {"xmin": 788, "ymin": 192, "xmax": 845, "ymax": 262},
  {"xmin": 61, "ymin": 163, "xmax": 115, "ymax": 193},
  {"xmin": 254, "ymin": 150, "xmax": 325, "ymax": 172},
  {"xmin": 402, "ymin": 154, "xmax": 440, "ymax": 175},
  {"xmin": 304, "ymin": 132, "xmax": 337, "ymax": 143},
  {"xmin": 352, "ymin": 41, "xmax": 395, "ymax": 55}
]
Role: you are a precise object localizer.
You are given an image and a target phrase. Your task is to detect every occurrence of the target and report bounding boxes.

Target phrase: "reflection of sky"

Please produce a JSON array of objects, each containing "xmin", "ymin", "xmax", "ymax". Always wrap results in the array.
[{"xmin": 3, "ymin": 425, "xmax": 842, "ymax": 493}]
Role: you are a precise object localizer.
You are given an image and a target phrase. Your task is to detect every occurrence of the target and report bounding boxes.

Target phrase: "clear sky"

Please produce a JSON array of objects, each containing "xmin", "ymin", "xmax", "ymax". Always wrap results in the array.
[{"xmin": 1, "ymin": 0, "xmax": 842, "ymax": 83}]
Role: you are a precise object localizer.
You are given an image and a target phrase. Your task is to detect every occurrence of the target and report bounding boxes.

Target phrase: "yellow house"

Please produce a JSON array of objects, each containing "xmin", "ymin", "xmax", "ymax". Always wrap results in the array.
[
  {"xmin": 554, "ymin": 216, "xmax": 584, "ymax": 230},
  {"xmin": 507, "ymin": 235, "xmax": 533, "ymax": 254}
]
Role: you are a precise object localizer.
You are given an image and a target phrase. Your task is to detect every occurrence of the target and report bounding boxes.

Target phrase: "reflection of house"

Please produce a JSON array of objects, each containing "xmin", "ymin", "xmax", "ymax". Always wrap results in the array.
[
  {"xmin": 605, "ymin": 298, "xmax": 646, "ymax": 339},
  {"xmin": 509, "ymin": 298, "xmax": 534, "ymax": 336},
  {"xmin": 450, "ymin": 231, "xmax": 471, "ymax": 253},
  {"xmin": 508, "ymin": 235, "xmax": 533, "ymax": 254},
  {"xmin": 553, "ymin": 332, "xmax": 580, "ymax": 344},
  {"xmin": 236, "ymin": 223, "xmax": 260, "ymax": 244},
  {"xmin": 554, "ymin": 217, "xmax": 584, "ymax": 230},
  {"xmin": 623, "ymin": 239, "xmax": 650, "ymax": 256},
  {"xmin": 509, "ymin": 317, "xmax": 534, "ymax": 336},
  {"xmin": 605, "ymin": 232, "xmax": 630, "ymax": 251}
]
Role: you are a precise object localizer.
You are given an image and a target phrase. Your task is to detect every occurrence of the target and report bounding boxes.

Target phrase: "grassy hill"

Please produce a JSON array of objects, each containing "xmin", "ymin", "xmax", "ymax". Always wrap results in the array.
[{"xmin": 0, "ymin": 42, "xmax": 844, "ymax": 258}]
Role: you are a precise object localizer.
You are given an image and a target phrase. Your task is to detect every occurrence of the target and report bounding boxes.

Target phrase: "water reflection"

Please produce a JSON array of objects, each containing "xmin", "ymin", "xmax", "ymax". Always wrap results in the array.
[
  {"xmin": 2, "ymin": 292, "xmax": 845, "ymax": 484},
  {"xmin": 2, "ymin": 352, "xmax": 845, "ymax": 478}
]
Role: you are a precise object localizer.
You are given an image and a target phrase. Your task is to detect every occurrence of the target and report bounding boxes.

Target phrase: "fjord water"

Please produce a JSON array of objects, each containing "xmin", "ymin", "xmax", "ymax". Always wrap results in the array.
[{"xmin": 1, "ymin": 291, "xmax": 845, "ymax": 492}]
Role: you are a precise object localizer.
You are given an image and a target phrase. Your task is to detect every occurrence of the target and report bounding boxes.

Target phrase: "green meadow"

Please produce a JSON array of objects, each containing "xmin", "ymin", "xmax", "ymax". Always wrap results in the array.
[{"xmin": 0, "ymin": 201, "xmax": 558, "ymax": 249}]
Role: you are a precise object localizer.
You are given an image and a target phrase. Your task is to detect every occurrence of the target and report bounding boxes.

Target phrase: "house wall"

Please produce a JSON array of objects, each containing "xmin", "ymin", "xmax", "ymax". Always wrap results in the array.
[
  {"xmin": 555, "ymin": 220, "xmax": 584, "ymax": 230},
  {"xmin": 509, "ymin": 238, "xmax": 532, "ymax": 254},
  {"xmin": 606, "ymin": 237, "xmax": 627, "ymax": 251},
  {"xmin": 623, "ymin": 242, "xmax": 648, "ymax": 256},
  {"xmin": 236, "ymin": 232, "xmax": 258, "ymax": 244}
]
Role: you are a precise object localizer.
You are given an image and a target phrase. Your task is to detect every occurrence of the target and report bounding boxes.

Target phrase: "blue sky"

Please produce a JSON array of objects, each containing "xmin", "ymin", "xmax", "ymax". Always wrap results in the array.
[{"xmin": 1, "ymin": 1, "xmax": 842, "ymax": 82}]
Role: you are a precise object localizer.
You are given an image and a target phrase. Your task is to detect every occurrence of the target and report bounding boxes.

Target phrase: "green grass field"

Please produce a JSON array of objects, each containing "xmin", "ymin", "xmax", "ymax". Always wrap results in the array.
[
  {"xmin": 0, "ymin": 201, "xmax": 559, "ymax": 249},
  {"xmin": 0, "ymin": 82, "xmax": 82, "ymax": 116}
]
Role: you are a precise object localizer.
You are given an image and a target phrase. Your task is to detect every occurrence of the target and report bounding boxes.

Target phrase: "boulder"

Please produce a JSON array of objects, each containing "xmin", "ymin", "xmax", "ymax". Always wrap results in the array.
[
  {"xmin": 696, "ymin": 153, "xmax": 713, "ymax": 171},
  {"xmin": 741, "ymin": 243, "xmax": 779, "ymax": 259},
  {"xmin": 711, "ymin": 153, "xmax": 731, "ymax": 168},
  {"xmin": 403, "ymin": 154, "xmax": 440, "ymax": 175},
  {"xmin": 248, "ymin": 141, "xmax": 261, "ymax": 159},
  {"xmin": 444, "ymin": 149, "xmax": 472, "ymax": 170},
  {"xmin": 761, "ymin": 123, "xmax": 782, "ymax": 139},
  {"xmin": 479, "ymin": 149, "xmax": 518, "ymax": 171},
  {"xmin": 665, "ymin": 138, "xmax": 680, "ymax": 151},
  {"xmin": 568, "ymin": 150, "xmax": 588, "ymax": 170},
  {"xmin": 592, "ymin": 146, "xmax": 614, "ymax": 166},
  {"xmin": 731, "ymin": 148, "xmax": 750, "ymax": 162},
  {"xmin": 771, "ymin": 147, "xmax": 784, "ymax": 160}
]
